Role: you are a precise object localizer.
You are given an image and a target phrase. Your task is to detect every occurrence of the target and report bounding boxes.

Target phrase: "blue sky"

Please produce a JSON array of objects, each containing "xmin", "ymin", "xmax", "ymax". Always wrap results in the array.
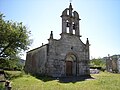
[{"xmin": 0, "ymin": 0, "xmax": 120, "ymax": 59}]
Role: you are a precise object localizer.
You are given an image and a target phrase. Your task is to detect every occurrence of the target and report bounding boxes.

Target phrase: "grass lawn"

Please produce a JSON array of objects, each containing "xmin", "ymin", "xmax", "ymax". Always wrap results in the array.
[{"xmin": 10, "ymin": 72, "xmax": 120, "ymax": 90}]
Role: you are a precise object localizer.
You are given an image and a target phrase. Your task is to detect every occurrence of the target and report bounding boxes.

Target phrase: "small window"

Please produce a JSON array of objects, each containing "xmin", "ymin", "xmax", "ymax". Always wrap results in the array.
[{"xmin": 71, "ymin": 46, "xmax": 73, "ymax": 50}]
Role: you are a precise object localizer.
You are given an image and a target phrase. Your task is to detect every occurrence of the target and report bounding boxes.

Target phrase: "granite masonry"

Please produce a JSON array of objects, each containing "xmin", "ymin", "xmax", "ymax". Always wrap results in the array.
[
  {"xmin": 105, "ymin": 55, "xmax": 120, "ymax": 73},
  {"xmin": 24, "ymin": 3, "xmax": 90, "ymax": 77}
]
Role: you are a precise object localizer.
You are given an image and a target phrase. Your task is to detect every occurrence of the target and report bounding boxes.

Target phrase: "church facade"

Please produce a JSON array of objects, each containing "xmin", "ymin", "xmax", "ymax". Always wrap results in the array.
[{"xmin": 25, "ymin": 3, "xmax": 90, "ymax": 77}]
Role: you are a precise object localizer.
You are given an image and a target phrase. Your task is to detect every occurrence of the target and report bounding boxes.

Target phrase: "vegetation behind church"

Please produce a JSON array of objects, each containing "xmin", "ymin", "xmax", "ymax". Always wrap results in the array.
[{"xmin": 90, "ymin": 58, "xmax": 106, "ymax": 70}]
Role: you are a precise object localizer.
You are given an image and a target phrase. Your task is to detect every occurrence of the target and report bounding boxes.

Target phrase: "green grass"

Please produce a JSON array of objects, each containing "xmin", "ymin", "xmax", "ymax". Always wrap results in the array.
[
  {"xmin": 10, "ymin": 72, "xmax": 120, "ymax": 90},
  {"xmin": 5, "ymin": 70, "xmax": 23, "ymax": 80}
]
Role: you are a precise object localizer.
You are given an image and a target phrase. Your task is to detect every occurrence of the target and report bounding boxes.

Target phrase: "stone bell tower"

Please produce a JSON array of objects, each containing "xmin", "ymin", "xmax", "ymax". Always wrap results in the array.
[{"xmin": 61, "ymin": 3, "xmax": 81, "ymax": 36}]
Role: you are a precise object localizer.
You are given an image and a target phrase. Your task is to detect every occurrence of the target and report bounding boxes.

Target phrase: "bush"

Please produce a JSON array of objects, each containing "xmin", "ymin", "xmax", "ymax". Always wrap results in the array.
[{"xmin": 90, "ymin": 58, "xmax": 106, "ymax": 69}]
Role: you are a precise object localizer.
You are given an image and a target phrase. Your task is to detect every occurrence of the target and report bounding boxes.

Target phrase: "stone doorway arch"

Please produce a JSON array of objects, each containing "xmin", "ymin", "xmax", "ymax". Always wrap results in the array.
[{"xmin": 65, "ymin": 54, "xmax": 77, "ymax": 76}]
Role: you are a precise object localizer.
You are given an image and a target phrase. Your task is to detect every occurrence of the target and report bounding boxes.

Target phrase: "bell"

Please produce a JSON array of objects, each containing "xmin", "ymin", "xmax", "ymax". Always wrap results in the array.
[
  {"xmin": 73, "ymin": 24, "xmax": 75, "ymax": 29},
  {"xmin": 67, "ymin": 22, "xmax": 69, "ymax": 27}
]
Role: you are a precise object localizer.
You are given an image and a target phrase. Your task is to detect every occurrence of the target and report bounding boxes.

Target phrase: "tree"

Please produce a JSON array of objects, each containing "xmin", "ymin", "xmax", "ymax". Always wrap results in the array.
[
  {"xmin": 0, "ymin": 13, "xmax": 32, "ymax": 69},
  {"xmin": 90, "ymin": 58, "xmax": 106, "ymax": 69}
]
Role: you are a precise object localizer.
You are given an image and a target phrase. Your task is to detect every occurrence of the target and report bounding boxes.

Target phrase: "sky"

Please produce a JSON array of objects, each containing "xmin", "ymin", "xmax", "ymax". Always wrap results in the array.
[{"xmin": 0, "ymin": 0, "xmax": 120, "ymax": 59}]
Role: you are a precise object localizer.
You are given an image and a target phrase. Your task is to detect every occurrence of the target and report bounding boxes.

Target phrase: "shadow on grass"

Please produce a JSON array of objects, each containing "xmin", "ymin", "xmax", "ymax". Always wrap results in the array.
[
  {"xmin": 35, "ymin": 75, "xmax": 56, "ymax": 82},
  {"xmin": 58, "ymin": 75, "xmax": 94, "ymax": 83},
  {"xmin": 35, "ymin": 75, "xmax": 94, "ymax": 83}
]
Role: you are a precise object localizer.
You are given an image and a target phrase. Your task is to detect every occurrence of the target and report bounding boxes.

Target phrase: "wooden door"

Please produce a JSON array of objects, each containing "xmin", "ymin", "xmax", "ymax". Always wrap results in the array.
[{"xmin": 66, "ymin": 61, "xmax": 72, "ymax": 76}]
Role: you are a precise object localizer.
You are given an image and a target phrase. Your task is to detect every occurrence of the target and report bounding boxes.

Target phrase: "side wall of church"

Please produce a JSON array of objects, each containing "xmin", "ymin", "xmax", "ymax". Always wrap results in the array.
[{"xmin": 25, "ymin": 45, "xmax": 48, "ymax": 75}]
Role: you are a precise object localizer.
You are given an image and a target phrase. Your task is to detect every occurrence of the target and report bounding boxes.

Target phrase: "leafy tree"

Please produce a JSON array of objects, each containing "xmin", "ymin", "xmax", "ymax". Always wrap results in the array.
[
  {"xmin": 90, "ymin": 58, "xmax": 106, "ymax": 69},
  {"xmin": 0, "ymin": 13, "xmax": 32, "ymax": 69}
]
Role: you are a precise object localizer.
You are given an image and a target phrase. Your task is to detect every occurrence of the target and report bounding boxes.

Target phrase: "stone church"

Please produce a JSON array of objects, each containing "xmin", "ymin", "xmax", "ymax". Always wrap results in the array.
[{"xmin": 25, "ymin": 3, "xmax": 90, "ymax": 77}]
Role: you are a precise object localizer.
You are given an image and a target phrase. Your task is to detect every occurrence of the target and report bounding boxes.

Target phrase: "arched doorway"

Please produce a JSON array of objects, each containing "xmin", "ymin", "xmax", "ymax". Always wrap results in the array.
[{"xmin": 65, "ymin": 54, "xmax": 77, "ymax": 76}]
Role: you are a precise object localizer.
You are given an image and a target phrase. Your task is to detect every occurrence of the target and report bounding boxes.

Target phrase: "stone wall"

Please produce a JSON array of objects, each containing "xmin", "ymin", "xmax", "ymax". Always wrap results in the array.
[
  {"xmin": 106, "ymin": 55, "xmax": 120, "ymax": 73},
  {"xmin": 25, "ymin": 45, "xmax": 48, "ymax": 75},
  {"xmin": 47, "ymin": 33, "xmax": 90, "ymax": 77}
]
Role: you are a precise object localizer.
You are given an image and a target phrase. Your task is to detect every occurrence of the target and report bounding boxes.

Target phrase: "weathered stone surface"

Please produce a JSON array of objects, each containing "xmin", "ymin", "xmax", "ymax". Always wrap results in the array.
[
  {"xmin": 105, "ymin": 55, "xmax": 120, "ymax": 73},
  {"xmin": 24, "ymin": 3, "xmax": 90, "ymax": 77}
]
